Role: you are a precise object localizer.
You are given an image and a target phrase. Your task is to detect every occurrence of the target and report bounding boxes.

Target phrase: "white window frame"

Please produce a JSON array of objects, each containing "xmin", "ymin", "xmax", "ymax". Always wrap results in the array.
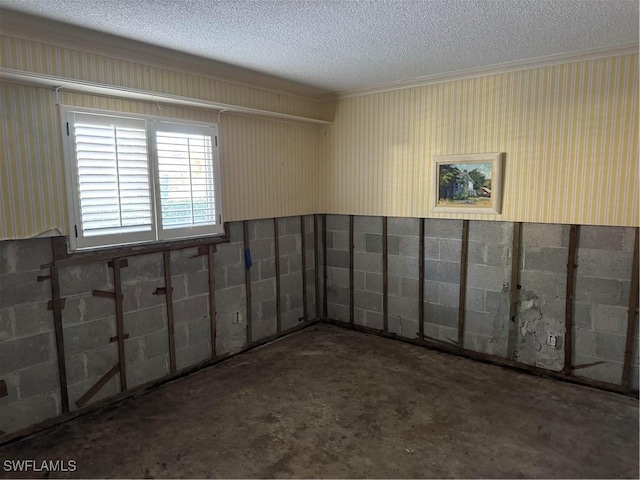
[{"xmin": 60, "ymin": 106, "xmax": 224, "ymax": 251}]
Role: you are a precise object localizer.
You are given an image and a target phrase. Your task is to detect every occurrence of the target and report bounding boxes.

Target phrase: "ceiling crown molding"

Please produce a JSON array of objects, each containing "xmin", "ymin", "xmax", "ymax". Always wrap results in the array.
[
  {"xmin": 333, "ymin": 43, "xmax": 639, "ymax": 99},
  {"xmin": 0, "ymin": 9, "xmax": 330, "ymax": 101}
]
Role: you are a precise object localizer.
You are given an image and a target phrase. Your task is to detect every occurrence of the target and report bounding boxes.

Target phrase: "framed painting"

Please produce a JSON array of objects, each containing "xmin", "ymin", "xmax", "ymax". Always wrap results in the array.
[{"xmin": 431, "ymin": 153, "xmax": 504, "ymax": 214}]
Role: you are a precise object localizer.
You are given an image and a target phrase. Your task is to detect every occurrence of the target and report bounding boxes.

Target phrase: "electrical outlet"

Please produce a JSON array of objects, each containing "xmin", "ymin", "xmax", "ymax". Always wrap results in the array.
[
  {"xmin": 233, "ymin": 311, "xmax": 243, "ymax": 324},
  {"xmin": 547, "ymin": 333, "xmax": 558, "ymax": 349}
]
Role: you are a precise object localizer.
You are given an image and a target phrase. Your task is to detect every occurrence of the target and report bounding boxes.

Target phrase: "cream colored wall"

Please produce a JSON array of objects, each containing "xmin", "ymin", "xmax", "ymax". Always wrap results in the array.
[
  {"xmin": 0, "ymin": 35, "xmax": 324, "ymax": 239},
  {"xmin": 323, "ymin": 54, "xmax": 639, "ymax": 226}
]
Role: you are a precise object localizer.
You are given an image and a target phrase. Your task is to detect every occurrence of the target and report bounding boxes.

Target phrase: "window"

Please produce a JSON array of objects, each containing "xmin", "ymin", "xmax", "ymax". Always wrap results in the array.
[{"xmin": 61, "ymin": 108, "xmax": 223, "ymax": 251}]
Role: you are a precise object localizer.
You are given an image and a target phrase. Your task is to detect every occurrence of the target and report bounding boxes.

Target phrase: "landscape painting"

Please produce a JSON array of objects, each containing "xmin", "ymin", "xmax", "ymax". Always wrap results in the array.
[{"xmin": 431, "ymin": 153, "xmax": 504, "ymax": 214}]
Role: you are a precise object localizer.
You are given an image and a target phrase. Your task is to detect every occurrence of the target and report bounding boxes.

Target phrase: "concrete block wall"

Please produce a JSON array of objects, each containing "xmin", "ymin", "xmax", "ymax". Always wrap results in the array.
[
  {"xmin": 463, "ymin": 221, "xmax": 512, "ymax": 357},
  {"xmin": 325, "ymin": 215, "xmax": 351, "ymax": 323},
  {"xmin": 387, "ymin": 217, "xmax": 421, "ymax": 339},
  {"xmin": 516, "ymin": 223, "xmax": 569, "ymax": 371},
  {"xmin": 422, "ymin": 219, "xmax": 463, "ymax": 345},
  {"xmin": 0, "ymin": 217, "xmax": 318, "ymax": 437},
  {"xmin": 572, "ymin": 226, "xmax": 637, "ymax": 386},
  {"xmin": 0, "ymin": 238, "xmax": 60, "ymax": 435},
  {"xmin": 353, "ymin": 216, "xmax": 384, "ymax": 329}
]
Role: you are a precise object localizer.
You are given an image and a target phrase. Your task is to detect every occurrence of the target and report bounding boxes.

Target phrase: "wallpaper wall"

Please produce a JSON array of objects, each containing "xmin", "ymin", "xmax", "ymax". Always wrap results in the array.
[
  {"xmin": 323, "ymin": 54, "xmax": 638, "ymax": 226},
  {"xmin": 0, "ymin": 35, "xmax": 324, "ymax": 239}
]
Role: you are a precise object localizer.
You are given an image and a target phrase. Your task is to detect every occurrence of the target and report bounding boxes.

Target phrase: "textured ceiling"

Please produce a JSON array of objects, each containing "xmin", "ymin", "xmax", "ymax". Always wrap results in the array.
[{"xmin": 0, "ymin": 0, "xmax": 638, "ymax": 94}]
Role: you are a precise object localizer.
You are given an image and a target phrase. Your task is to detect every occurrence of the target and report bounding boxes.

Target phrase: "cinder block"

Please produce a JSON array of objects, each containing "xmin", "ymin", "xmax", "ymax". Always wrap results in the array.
[
  {"xmin": 215, "ymin": 243, "xmax": 241, "ymax": 267},
  {"xmin": 464, "ymin": 288, "xmax": 485, "ymax": 313},
  {"xmin": 574, "ymin": 276, "xmax": 620, "ymax": 305},
  {"xmin": 121, "ymin": 253, "xmax": 164, "ymax": 283},
  {"xmin": 326, "ymin": 215, "xmax": 349, "ymax": 232},
  {"xmin": 424, "ymin": 260, "xmax": 459, "ymax": 284},
  {"xmin": 327, "ymin": 303, "xmax": 349, "ymax": 322},
  {"xmin": 287, "ymin": 253, "xmax": 301, "ymax": 274},
  {"xmin": 519, "ymin": 270, "xmax": 558, "ymax": 300},
  {"xmin": 388, "ymin": 295, "xmax": 417, "ymax": 320},
  {"xmin": 246, "ymin": 220, "xmax": 258, "ymax": 241},
  {"xmin": 619, "ymin": 280, "xmax": 631, "ymax": 307},
  {"xmin": 486, "ymin": 244, "xmax": 510, "ymax": 267},
  {"xmin": 64, "ymin": 318, "xmax": 115, "ymax": 356},
  {"xmin": 400, "ymin": 278, "xmax": 419, "ymax": 300},
  {"xmin": 424, "ymin": 219, "xmax": 462, "ymax": 239},
  {"xmin": 573, "ymin": 327, "xmax": 596, "ymax": 357},
  {"xmin": 212, "ymin": 266, "xmax": 226, "ymax": 291},
  {"xmin": 225, "ymin": 265, "xmax": 246, "ymax": 288},
  {"xmin": 170, "ymin": 248, "xmax": 205, "ymax": 275},
  {"xmin": 124, "ymin": 305, "xmax": 165, "ymax": 338},
  {"xmin": 389, "ymin": 316, "xmax": 419, "ymax": 339},
  {"xmin": 424, "ymin": 238, "xmax": 439, "ymax": 259},
  {"xmin": 68, "ymin": 374, "xmax": 118, "ymax": 410},
  {"xmin": 592, "ymin": 304, "xmax": 628, "ymax": 335},
  {"xmin": 424, "ymin": 281, "xmax": 440, "ymax": 303},
  {"xmin": 252, "ymin": 318, "xmax": 277, "ymax": 341},
  {"xmin": 260, "ymin": 260, "xmax": 276, "ymax": 280},
  {"xmin": 485, "ymin": 291, "xmax": 509, "ymax": 315},
  {"xmin": 215, "ymin": 285, "xmax": 245, "ymax": 313},
  {"xmin": 595, "ymin": 332, "xmax": 626, "ymax": 363},
  {"xmin": 0, "ymin": 307, "xmax": 14, "ymax": 341},
  {"xmin": 18, "ymin": 361, "xmax": 60, "ymax": 399},
  {"xmin": 326, "ymin": 250, "xmax": 349, "ymax": 269},
  {"xmin": 440, "ymin": 283, "xmax": 461, "ymax": 308},
  {"xmin": 252, "ymin": 238, "xmax": 276, "ymax": 260},
  {"xmin": 388, "ymin": 217, "xmax": 419, "ymax": 236},
  {"xmin": 576, "ymin": 249, "xmax": 632, "ymax": 280},
  {"xmin": 361, "ymin": 272, "xmax": 382, "ymax": 293},
  {"xmin": 468, "ymin": 221, "xmax": 511, "ymax": 244},
  {"xmin": 332, "ymin": 231, "xmax": 350, "ymax": 251},
  {"xmin": 439, "ymin": 239, "xmax": 462, "ymax": 262},
  {"xmin": 173, "ymin": 294, "xmax": 209, "ymax": 323},
  {"xmin": 327, "ymin": 286, "xmax": 350, "ymax": 306},
  {"xmin": 464, "ymin": 332, "xmax": 505, "ymax": 357},
  {"xmin": 278, "ymin": 236, "xmax": 298, "ymax": 256},
  {"xmin": 184, "ymin": 270, "xmax": 210, "ymax": 297},
  {"xmin": 325, "ymin": 231, "xmax": 334, "ymax": 249},
  {"xmin": 352, "ymin": 270, "xmax": 365, "ymax": 290},
  {"xmin": 388, "ymin": 277, "xmax": 401, "ymax": 296},
  {"xmin": 328, "ymin": 267, "xmax": 350, "ymax": 290},
  {"xmin": 215, "ymin": 311, "xmax": 247, "ymax": 355},
  {"xmin": 175, "ymin": 322, "xmax": 188, "ymax": 349},
  {"xmin": 284, "ymin": 216, "xmax": 301, "ymax": 236},
  {"xmin": 280, "ymin": 271, "xmax": 303, "ymax": 296},
  {"xmin": 522, "ymin": 223, "xmax": 566, "ymax": 248},
  {"xmin": 465, "ymin": 311, "xmax": 504, "ymax": 336},
  {"xmin": 0, "ymin": 392, "xmax": 59, "ymax": 434},
  {"xmin": 388, "ymin": 255, "xmax": 418, "ymax": 280},
  {"xmin": 0, "ymin": 238, "xmax": 52, "ymax": 275},
  {"xmin": 398, "ymin": 236, "xmax": 419, "ymax": 258},
  {"xmin": 59, "ymin": 263, "xmax": 110, "ymax": 297},
  {"xmin": 128, "ymin": 355, "xmax": 169, "ymax": 388},
  {"xmin": 467, "ymin": 264, "xmax": 508, "ymax": 292},
  {"xmin": 573, "ymin": 301, "xmax": 592, "ymax": 328},
  {"xmin": 467, "ymin": 241, "xmax": 486, "ymax": 265},
  {"xmin": 365, "ymin": 234, "xmax": 382, "ymax": 253},
  {"xmin": 573, "ymin": 354, "xmax": 623, "ymax": 384},
  {"xmin": 0, "ymin": 371, "xmax": 19, "ymax": 408},
  {"xmin": 425, "ymin": 303, "xmax": 458, "ymax": 328},
  {"xmin": 0, "ymin": 271, "xmax": 50, "ymax": 308},
  {"xmin": 281, "ymin": 307, "xmax": 304, "ymax": 330},
  {"xmin": 579, "ymin": 226, "xmax": 624, "ymax": 251},
  {"xmin": 13, "ymin": 301, "xmax": 53, "ymax": 338},
  {"xmin": 84, "ymin": 344, "xmax": 118, "ymax": 379},
  {"xmin": 124, "ymin": 336, "xmax": 143, "ymax": 365},
  {"xmin": 256, "ymin": 219, "xmax": 275, "ymax": 239},
  {"xmin": 261, "ymin": 299, "xmax": 277, "ymax": 320},
  {"xmin": 354, "ymin": 216, "xmax": 382, "ymax": 234},
  {"xmin": 186, "ymin": 317, "xmax": 210, "ymax": 347},
  {"xmin": 354, "ymin": 251, "xmax": 382, "ymax": 273},
  {"xmin": 285, "ymin": 293, "xmax": 303, "ymax": 311},
  {"xmin": 363, "ymin": 310, "xmax": 383, "ymax": 330},
  {"xmin": 228, "ymin": 221, "xmax": 244, "ymax": 243},
  {"xmin": 523, "ymin": 247, "xmax": 568, "ymax": 273},
  {"xmin": 622, "ymin": 228, "xmax": 637, "ymax": 252},
  {"xmin": 176, "ymin": 341, "xmax": 211, "ymax": 371}
]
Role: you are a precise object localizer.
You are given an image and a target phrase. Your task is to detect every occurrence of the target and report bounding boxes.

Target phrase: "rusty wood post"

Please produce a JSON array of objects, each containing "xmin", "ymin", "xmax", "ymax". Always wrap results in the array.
[
  {"xmin": 301, "ymin": 215, "xmax": 308, "ymax": 321},
  {"xmin": 507, "ymin": 222, "xmax": 522, "ymax": 360},
  {"xmin": 419, "ymin": 218, "xmax": 425, "ymax": 341},
  {"xmin": 622, "ymin": 228, "xmax": 639, "ymax": 388},
  {"xmin": 383, "ymin": 216, "xmax": 388, "ymax": 333},
  {"xmin": 563, "ymin": 224, "xmax": 579, "ymax": 375},
  {"xmin": 323, "ymin": 214, "xmax": 328, "ymax": 319},
  {"xmin": 50, "ymin": 237, "xmax": 70, "ymax": 413},
  {"xmin": 112, "ymin": 258, "xmax": 127, "ymax": 391},
  {"xmin": 349, "ymin": 215, "xmax": 354, "ymax": 325},
  {"xmin": 244, "ymin": 220, "xmax": 253, "ymax": 344},
  {"xmin": 314, "ymin": 214, "xmax": 320, "ymax": 320},
  {"xmin": 208, "ymin": 244, "xmax": 217, "ymax": 359},
  {"xmin": 163, "ymin": 251, "xmax": 177, "ymax": 373},
  {"xmin": 75, "ymin": 363, "xmax": 120, "ymax": 408},
  {"xmin": 457, "ymin": 220, "xmax": 470, "ymax": 348},
  {"xmin": 274, "ymin": 218, "xmax": 282, "ymax": 333}
]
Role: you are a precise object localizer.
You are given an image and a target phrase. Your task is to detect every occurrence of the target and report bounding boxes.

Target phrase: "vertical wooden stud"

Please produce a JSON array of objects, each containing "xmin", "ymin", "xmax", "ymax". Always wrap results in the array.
[
  {"xmin": 622, "ymin": 228, "xmax": 639, "ymax": 388},
  {"xmin": 274, "ymin": 218, "xmax": 282, "ymax": 333},
  {"xmin": 163, "ymin": 251, "xmax": 177, "ymax": 373},
  {"xmin": 112, "ymin": 257, "xmax": 127, "ymax": 391},
  {"xmin": 382, "ymin": 216, "xmax": 388, "ymax": 333},
  {"xmin": 207, "ymin": 245, "xmax": 217, "ymax": 359},
  {"xmin": 301, "ymin": 215, "xmax": 308, "ymax": 321},
  {"xmin": 244, "ymin": 220, "xmax": 253, "ymax": 344},
  {"xmin": 563, "ymin": 224, "xmax": 579, "ymax": 375},
  {"xmin": 323, "ymin": 214, "xmax": 328, "ymax": 319},
  {"xmin": 507, "ymin": 222, "xmax": 522, "ymax": 360},
  {"xmin": 457, "ymin": 220, "xmax": 470, "ymax": 348},
  {"xmin": 50, "ymin": 237, "xmax": 70, "ymax": 413},
  {"xmin": 349, "ymin": 215, "xmax": 355, "ymax": 325},
  {"xmin": 314, "ymin": 214, "xmax": 321, "ymax": 320},
  {"xmin": 418, "ymin": 218, "xmax": 425, "ymax": 341}
]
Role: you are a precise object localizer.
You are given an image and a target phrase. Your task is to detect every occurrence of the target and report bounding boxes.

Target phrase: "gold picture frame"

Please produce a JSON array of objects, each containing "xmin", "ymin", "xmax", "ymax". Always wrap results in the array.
[{"xmin": 431, "ymin": 153, "xmax": 504, "ymax": 214}]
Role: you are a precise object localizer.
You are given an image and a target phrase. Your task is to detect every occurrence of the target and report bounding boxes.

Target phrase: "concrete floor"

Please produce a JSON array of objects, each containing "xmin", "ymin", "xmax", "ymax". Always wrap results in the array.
[{"xmin": 1, "ymin": 324, "xmax": 638, "ymax": 479}]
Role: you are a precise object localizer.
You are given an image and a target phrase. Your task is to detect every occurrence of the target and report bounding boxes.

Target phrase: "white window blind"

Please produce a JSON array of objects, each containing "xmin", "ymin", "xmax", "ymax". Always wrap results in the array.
[
  {"xmin": 62, "ymin": 108, "xmax": 223, "ymax": 251},
  {"xmin": 73, "ymin": 113, "xmax": 152, "ymax": 237}
]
